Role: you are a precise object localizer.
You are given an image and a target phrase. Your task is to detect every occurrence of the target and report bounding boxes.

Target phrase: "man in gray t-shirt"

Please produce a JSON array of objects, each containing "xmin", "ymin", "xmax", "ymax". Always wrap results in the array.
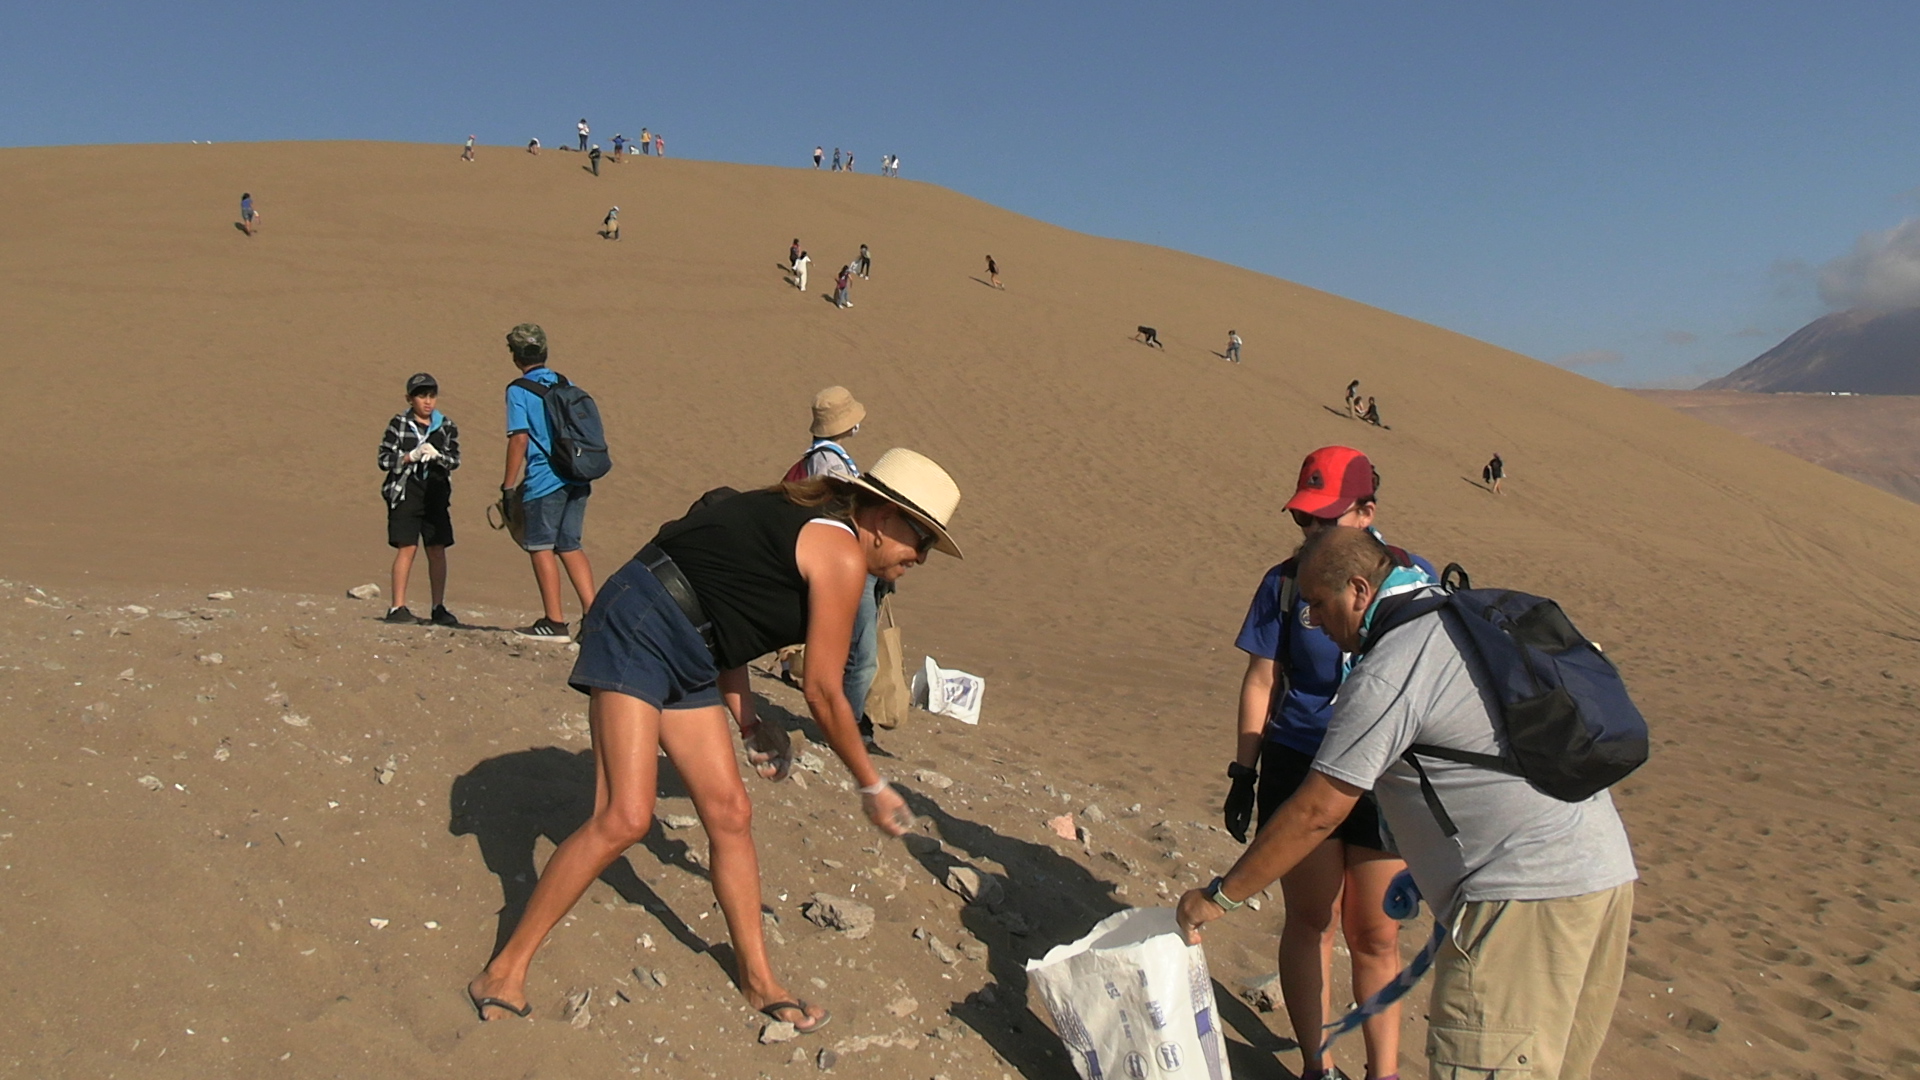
[{"xmin": 1181, "ymin": 527, "xmax": 1637, "ymax": 1080}]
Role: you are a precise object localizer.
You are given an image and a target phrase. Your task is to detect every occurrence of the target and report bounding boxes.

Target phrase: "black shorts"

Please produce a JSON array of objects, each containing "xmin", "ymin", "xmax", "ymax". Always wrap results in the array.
[
  {"xmin": 1256, "ymin": 741, "xmax": 1388, "ymax": 851},
  {"xmin": 387, "ymin": 475, "xmax": 454, "ymax": 549}
]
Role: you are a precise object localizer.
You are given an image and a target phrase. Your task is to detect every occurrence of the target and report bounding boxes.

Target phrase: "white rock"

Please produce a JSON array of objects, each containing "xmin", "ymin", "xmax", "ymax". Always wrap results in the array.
[
  {"xmin": 797, "ymin": 750, "xmax": 826, "ymax": 774},
  {"xmin": 207, "ymin": 591, "xmax": 234, "ymax": 601},
  {"xmin": 117, "ymin": 669, "xmax": 135, "ymax": 681},
  {"xmin": 137, "ymin": 775, "xmax": 163, "ymax": 791},
  {"xmin": 887, "ymin": 995, "xmax": 918, "ymax": 1017},
  {"xmin": 915, "ymin": 769, "xmax": 953, "ymax": 790},
  {"xmin": 196, "ymin": 652, "xmax": 224, "ymax": 666},
  {"xmin": 346, "ymin": 584, "xmax": 382, "ymax": 600},
  {"xmin": 1081, "ymin": 803, "xmax": 1107, "ymax": 824},
  {"xmin": 760, "ymin": 1020, "xmax": 798, "ymax": 1044},
  {"xmin": 212, "ymin": 747, "xmax": 231, "ymax": 762},
  {"xmin": 375, "ymin": 758, "xmax": 397, "ymax": 785},
  {"xmin": 661, "ymin": 813, "xmax": 700, "ymax": 830},
  {"xmin": 122, "ymin": 605, "xmax": 149, "ymax": 616},
  {"xmin": 943, "ymin": 866, "xmax": 1004, "ymax": 908},
  {"xmin": 368, "ymin": 917, "xmax": 389, "ymax": 929},
  {"xmin": 282, "ymin": 714, "xmax": 311, "ymax": 728}
]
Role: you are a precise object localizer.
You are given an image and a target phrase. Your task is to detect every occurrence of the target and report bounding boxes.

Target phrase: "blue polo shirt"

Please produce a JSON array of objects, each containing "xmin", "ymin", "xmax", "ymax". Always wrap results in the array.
[
  {"xmin": 1234, "ymin": 547, "xmax": 1436, "ymax": 756},
  {"xmin": 505, "ymin": 367, "xmax": 579, "ymax": 500}
]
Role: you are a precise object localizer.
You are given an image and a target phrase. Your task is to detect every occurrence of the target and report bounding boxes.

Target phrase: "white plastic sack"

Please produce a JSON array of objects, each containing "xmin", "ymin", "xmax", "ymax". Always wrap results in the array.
[
  {"xmin": 1026, "ymin": 908, "xmax": 1233, "ymax": 1080},
  {"xmin": 911, "ymin": 654, "xmax": 985, "ymax": 725}
]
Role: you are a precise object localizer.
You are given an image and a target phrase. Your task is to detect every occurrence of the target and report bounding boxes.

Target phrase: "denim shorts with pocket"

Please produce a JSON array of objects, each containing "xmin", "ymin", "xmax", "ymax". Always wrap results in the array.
[
  {"xmin": 567, "ymin": 557, "xmax": 722, "ymax": 710},
  {"xmin": 521, "ymin": 483, "xmax": 590, "ymax": 553}
]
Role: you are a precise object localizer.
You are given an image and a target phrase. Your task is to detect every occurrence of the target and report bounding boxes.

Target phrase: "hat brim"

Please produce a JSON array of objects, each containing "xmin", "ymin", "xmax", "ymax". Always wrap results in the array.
[
  {"xmin": 1283, "ymin": 488, "xmax": 1355, "ymax": 519},
  {"xmin": 848, "ymin": 475, "xmax": 962, "ymax": 559}
]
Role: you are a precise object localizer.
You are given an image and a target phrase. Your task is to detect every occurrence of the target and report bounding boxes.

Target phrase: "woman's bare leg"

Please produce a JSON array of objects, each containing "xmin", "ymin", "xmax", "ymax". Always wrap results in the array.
[
  {"xmin": 658, "ymin": 707, "xmax": 827, "ymax": 1029},
  {"xmin": 468, "ymin": 689, "xmax": 660, "ymax": 1018},
  {"xmin": 1278, "ymin": 838, "xmax": 1347, "ymax": 1074},
  {"xmin": 1343, "ymin": 849, "xmax": 1406, "ymax": 1077}
]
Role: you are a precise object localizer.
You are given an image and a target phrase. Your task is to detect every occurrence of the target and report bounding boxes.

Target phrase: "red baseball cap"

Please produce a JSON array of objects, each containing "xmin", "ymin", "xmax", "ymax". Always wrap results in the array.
[{"xmin": 1283, "ymin": 446, "xmax": 1378, "ymax": 518}]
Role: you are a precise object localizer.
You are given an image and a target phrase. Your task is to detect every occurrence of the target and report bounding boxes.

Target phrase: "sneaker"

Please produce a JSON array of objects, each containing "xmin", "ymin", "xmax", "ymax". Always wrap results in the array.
[
  {"xmin": 383, "ymin": 606, "xmax": 420, "ymax": 624},
  {"xmin": 515, "ymin": 617, "xmax": 571, "ymax": 643},
  {"xmin": 858, "ymin": 715, "xmax": 893, "ymax": 758},
  {"xmin": 430, "ymin": 605, "xmax": 460, "ymax": 628}
]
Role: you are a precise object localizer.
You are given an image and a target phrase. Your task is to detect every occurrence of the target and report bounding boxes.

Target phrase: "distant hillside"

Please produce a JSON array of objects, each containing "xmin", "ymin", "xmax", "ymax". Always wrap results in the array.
[
  {"xmin": 1634, "ymin": 389, "xmax": 1920, "ymax": 504},
  {"xmin": 1703, "ymin": 306, "xmax": 1920, "ymax": 392}
]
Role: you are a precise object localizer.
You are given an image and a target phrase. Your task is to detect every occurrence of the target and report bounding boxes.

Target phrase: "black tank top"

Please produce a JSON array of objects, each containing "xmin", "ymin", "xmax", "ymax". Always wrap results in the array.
[{"xmin": 651, "ymin": 489, "xmax": 829, "ymax": 670}]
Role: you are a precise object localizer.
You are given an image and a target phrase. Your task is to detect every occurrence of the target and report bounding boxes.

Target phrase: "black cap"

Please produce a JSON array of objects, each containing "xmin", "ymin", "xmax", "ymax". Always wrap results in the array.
[{"xmin": 406, "ymin": 372, "xmax": 438, "ymax": 396}]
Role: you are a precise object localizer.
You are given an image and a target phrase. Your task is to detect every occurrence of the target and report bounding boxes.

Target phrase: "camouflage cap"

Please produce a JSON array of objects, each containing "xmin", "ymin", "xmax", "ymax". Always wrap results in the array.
[{"xmin": 505, "ymin": 323, "xmax": 548, "ymax": 362}]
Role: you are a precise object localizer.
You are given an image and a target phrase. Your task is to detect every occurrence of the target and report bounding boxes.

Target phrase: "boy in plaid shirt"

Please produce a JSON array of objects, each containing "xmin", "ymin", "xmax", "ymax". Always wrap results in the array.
[{"xmin": 378, "ymin": 373, "xmax": 462, "ymax": 625}]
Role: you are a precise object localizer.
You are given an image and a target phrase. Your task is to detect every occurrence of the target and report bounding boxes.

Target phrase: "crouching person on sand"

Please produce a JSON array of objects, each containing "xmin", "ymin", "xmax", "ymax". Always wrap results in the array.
[
  {"xmin": 1180, "ymin": 526, "xmax": 1638, "ymax": 1080},
  {"xmin": 466, "ymin": 449, "xmax": 965, "ymax": 1034}
]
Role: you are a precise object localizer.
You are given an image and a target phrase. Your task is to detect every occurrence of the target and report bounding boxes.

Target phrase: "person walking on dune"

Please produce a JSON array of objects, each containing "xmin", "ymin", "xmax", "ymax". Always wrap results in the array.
[
  {"xmin": 500, "ymin": 323, "xmax": 596, "ymax": 642},
  {"xmin": 986, "ymin": 255, "xmax": 1002, "ymax": 289},
  {"xmin": 1218, "ymin": 447, "xmax": 1430, "ymax": 1080},
  {"xmin": 589, "ymin": 144, "xmax": 602, "ymax": 175},
  {"xmin": 653, "ymin": 132, "xmax": 664, "ymax": 157},
  {"xmin": 464, "ymin": 449, "xmax": 966, "ymax": 1033},
  {"xmin": 846, "ymin": 150, "xmax": 854, "ymax": 172},
  {"xmin": 577, "ymin": 118, "xmax": 590, "ymax": 152},
  {"xmin": 462, "ymin": 134, "xmax": 475, "ymax": 162},
  {"xmin": 1226, "ymin": 329, "xmax": 1243, "ymax": 364},
  {"xmin": 856, "ymin": 243, "xmax": 871, "ymax": 280},
  {"xmin": 239, "ymin": 192, "xmax": 259, "ymax": 236},
  {"xmin": 640, "ymin": 127, "xmax": 650, "ymax": 155},
  {"xmin": 602, "ymin": 206, "xmax": 620, "ymax": 241},
  {"xmin": 1484, "ymin": 453, "xmax": 1505, "ymax": 495},
  {"xmin": 790, "ymin": 238, "xmax": 802, "ymax": 270},
  {"xmin": 1133, "ymin": 326, "xmax": 1164, "ymax": 349},
  {"xmin": 527, "ymin": 137, "xmax": 540, "ymax": 155},
  {"xmin": 1182, "ymin": 524, "xmax": 1638, "ymax": 1080},
  {"xmin": 793, "ymin": 250, "xmax": 811, "ymax": 292},
  {"xmin": 814, "ymin": 145, "xmax": 824, "ymax": 169},
  {"xmin": 377, "ymin": 372, "xmax": 463, "ymax": 627},
  {"xmin": 611, "ymin": 133, "xmax": 626, "ymax": 161},
  {"xmin": 1345, "ymin": 380, "xmax": 1362, "ymax": 418},
  {"xmin": 832, "ymin": 147, "xmax": 841, "ymax": 172},
  {"xmin": 835, "ymin": 265, "xmax": 852, "ymax": 308}
]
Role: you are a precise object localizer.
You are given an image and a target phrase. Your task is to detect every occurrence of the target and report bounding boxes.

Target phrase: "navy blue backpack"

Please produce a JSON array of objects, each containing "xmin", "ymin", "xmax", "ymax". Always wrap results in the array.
[
  {"xmin": 510, "ymin": 373, "xmax": 611, "ymax": 483},
  {"xmin": 1361, "ymin": 564, "xmax": 1649, "ymax": 836}
]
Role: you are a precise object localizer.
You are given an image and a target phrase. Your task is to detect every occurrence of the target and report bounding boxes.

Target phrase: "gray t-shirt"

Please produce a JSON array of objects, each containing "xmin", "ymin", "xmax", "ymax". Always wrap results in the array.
[
  {"xmin": 802, "ymin": 441, "xmax": 858, "ymax": 481},
  {"xmin": 1313, "ymin": 602, "xmax": 1637, "ymax": 917}
]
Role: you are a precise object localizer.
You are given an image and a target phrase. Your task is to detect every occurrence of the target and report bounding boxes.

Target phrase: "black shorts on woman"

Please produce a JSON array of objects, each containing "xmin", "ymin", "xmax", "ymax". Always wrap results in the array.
[{"xmin": 1255, "ymin": 740, "xmax": 1388, "ymax": 850}]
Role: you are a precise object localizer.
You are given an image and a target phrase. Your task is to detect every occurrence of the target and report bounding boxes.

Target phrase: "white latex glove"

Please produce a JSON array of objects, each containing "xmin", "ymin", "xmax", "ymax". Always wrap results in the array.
[{"xmin": 409, "ymin": 443, "xmax": 441, "ymax": 464}]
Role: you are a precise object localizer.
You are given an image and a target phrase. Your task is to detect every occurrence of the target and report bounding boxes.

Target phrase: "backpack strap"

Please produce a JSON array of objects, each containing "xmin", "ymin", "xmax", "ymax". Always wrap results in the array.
[
  {"xmin": 509, "ymin": 377, "xmax": 551, "ymax": 399},
  {"xmin": 1400, "ymin": 750, "xmax": 1459, "ymax": 838}
]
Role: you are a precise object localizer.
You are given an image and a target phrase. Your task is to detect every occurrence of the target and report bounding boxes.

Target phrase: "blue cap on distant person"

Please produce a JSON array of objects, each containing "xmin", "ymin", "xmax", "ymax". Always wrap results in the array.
[{"xmin": 406, "ymin": 372, "xmax": 438, "ymax": 396}]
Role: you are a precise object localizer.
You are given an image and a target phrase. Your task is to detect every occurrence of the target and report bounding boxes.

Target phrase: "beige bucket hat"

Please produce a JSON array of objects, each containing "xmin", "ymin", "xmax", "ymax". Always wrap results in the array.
[
  {"xmin": 810, "ymin": 386, "xmax": 867, "ymax": 437},
  {"xmin": 849, "ymin": 448, "xmax": 964, "ymax": 558}
]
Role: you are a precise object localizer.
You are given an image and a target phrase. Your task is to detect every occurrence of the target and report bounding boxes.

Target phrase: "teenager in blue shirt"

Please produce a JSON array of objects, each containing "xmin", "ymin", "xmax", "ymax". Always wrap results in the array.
[
  {"xmin": 1226, "ymin": 446, "xmax": 1432, "ymax": 1080},
  {"xmin": 501, "ymin": 323, "xmax": 596, "ymax": 641}
]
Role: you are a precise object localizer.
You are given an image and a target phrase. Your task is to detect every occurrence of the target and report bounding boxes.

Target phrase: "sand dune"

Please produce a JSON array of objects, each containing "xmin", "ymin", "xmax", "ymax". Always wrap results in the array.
[{"xmin": 2, "ymin": 141, "xmax": 1919, "ymax": 1079}]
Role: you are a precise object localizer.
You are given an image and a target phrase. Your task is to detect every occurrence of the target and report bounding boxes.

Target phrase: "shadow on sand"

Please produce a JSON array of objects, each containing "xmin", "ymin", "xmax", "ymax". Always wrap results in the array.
[{"xmin": 890, "ymin": 785, "xmax": 1298, "ymax": 1079}]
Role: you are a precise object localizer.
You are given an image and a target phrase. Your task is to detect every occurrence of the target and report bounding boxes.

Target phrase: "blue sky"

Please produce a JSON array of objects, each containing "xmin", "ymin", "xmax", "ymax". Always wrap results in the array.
[{"xmin": 7, "ymin": 1, "xmax": 1920, "ymax": 387}]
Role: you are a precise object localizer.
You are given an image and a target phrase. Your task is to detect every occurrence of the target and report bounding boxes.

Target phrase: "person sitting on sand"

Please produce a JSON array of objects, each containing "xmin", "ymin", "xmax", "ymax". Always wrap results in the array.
[
  {"xmin": 1484, "ymin": 453, "xmax": 1504, "ymax": 495},
  {"xmin": 239, "ymin": 192, "xmax": 259, "ymax": 236},
  {"xmin": 1222, "ymin": 446, "xmax": 1430, "ymax": 1080},
  {"xmin": 377, "ymin": 372, "xmax": 462, "ymax": 626},
  {"xmin": 527, "ymin": 137, "xmax": 540, "ymax": 155},
  {"xmin": 1182, "ymin": 525, "xmax": 1637, "ymax": 1080},
  {"xmin": 1362, "ymin": 396, "xmax": 1383, "ymax": 427},
  {"xmin": 1133, "ymin": 326, "xmax": 1164, "ymax": 349},
  {"xmin": 465, "ymin": 449, "xmax": 965, "ymax": 1034},
  {"xmin": 601, "ymin": 206, "xmax": 619, "ymax": 241},
  {"xmin": 1345, "ymin": 380, "xmax": 1362, "ymax": 418}
]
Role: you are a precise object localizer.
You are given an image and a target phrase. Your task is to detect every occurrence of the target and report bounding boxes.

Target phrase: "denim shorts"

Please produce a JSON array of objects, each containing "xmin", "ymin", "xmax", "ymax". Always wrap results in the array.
[
  {"xmin": 521, "ymin": 484, "xmax": 589, "ymax": 553},
  {"xmin": 568, "ymin": 558, "xmax": 722, "ymax": 710}
]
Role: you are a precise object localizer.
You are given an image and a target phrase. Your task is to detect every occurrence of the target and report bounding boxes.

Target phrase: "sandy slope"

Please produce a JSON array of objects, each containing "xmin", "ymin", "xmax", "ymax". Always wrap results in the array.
[
  {"xmin": 2, "ymin": 141, "xmax": 1919, "ymax": 1079},
  {"xmin": 1636, "ymin": 389, "xmax": 1920, "ymax": 505}
]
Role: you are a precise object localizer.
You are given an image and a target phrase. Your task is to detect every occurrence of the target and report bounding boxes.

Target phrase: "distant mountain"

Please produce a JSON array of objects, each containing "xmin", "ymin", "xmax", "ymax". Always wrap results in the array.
[{"xmin": 1703, "ymin": 307, "xmax": 1920, "ymax": 393}]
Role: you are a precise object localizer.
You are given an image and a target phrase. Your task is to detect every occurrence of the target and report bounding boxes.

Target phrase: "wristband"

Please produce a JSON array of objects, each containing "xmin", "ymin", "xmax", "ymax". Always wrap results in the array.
[
  {"xmin": 1205, "ymin": 875, "xmax": 1245, "ymax": 912},
  {"xmin": 857, "ymin": 779, "xmax": 890, "ymax": 796},
  {"xmin": 1226, "ymin": 761, "xmax": 1258, "ymax": 781}
]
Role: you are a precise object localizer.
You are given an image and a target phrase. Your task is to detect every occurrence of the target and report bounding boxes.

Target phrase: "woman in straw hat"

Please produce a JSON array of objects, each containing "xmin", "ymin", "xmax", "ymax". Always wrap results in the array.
[{"xmin": 467, "ymin": 449, "xmax": 963, "ymax": 1034}]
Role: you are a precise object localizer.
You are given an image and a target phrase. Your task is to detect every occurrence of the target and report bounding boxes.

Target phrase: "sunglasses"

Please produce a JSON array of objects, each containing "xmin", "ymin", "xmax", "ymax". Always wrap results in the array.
[
  {"xmin": 903, "ymin": 513, "xmax": 938, "ymax": 555},
  {"xmin": 1289, "ymin": 508, "xmax": 1344, "ymax": 530}
]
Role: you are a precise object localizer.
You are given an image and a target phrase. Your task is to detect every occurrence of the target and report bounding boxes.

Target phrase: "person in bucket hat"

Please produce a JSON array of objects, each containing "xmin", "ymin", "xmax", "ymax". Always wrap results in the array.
[
  {"xmin": 467, "ymin": 448, "xmax": 962, "ymax": 1034},
  {"xmin": 1213, "ymin": 445, "xmax": 1433, "ymax": 1080}
]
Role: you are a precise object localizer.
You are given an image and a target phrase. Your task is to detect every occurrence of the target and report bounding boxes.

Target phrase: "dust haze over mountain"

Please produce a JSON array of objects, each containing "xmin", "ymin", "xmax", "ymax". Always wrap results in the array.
[{"xmin": 3, "ymin": 141, "xmax": 1919, "ymax": 1080}]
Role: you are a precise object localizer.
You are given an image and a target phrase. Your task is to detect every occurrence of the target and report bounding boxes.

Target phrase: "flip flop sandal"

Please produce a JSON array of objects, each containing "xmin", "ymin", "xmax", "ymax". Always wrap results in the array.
[
  {"xmin": 759, "ymin": 999, "xmax": 831, "ymax": 1034},
  {"xmin": 468, "ymin": 986, "xmax": 533, "ymax": 1021}
]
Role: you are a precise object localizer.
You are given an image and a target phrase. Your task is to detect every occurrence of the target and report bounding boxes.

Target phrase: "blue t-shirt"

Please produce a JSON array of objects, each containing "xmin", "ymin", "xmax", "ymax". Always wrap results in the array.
[
  {"xmin": 505, "ymin": 367, "xmax": 579, "ymax": 500},
  {"xmin": 1234, "ymin": 548, "xmax": 1436, "ymax": 756}
]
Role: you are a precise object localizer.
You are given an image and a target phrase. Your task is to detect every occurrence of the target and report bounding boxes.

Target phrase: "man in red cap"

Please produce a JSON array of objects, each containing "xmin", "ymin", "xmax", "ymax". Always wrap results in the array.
[{"xmin": 1214, "ymin": 445, "xmax": 1433, "ymax": 1080}]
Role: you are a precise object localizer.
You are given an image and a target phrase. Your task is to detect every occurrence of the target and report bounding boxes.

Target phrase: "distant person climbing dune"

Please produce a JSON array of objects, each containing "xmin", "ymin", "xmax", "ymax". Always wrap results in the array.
[
  {"xmin": 239, "ymin": 192, "xmax": 259, "ymax": 236},
  {"xmin": 1226, "ymin": 330, "xmax": 1242, "ymax": 364},
  {"xmin": 462, "ymin": 135, "xmax": 475, "ymax": 162},
  {"xmin": 1345, "ymin": 380, "xmax": 1362, "ymax": 418},
  {"xmin": 1484, "ymin": 453, "xmax": 1505, "ymax": 494},
  {"xmin": 986, "ymin": 255, "xmax": 1002, "ymax": 289},
  {"xmin": 1133, "ymin": 326, "xmax": 1164, "ymax": 349}
]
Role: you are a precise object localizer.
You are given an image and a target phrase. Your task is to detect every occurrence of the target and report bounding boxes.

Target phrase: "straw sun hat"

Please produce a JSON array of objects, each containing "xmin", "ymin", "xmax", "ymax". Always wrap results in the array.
[
  {"xmin": 810, "ymin": 386, "xmax": 866, "ymax": 437},
  {"xmin": 849, "ymin": 448, "xmax": 964, "ymax": 558}
]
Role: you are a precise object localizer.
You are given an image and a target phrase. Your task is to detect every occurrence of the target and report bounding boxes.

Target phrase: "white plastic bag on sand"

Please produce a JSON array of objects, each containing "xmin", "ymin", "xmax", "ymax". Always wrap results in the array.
[
  {"xmin": 1026, "ymin": 908, "xmax": 1233, "ymax": 1080},
  {"xmin": 911, "ymin": 655, "xmax": 985, "ymax": 725}
]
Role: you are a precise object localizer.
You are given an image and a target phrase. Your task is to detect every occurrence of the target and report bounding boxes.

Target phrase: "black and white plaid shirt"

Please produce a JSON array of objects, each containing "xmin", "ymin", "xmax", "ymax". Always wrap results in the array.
[{"xmin": 378, "ymin": 411, "xmax": 461, "ymax": 507}]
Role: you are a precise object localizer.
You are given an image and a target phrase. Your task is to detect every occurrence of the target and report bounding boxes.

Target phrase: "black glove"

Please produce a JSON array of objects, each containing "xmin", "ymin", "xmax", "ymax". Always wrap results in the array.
[{"xmin": 1224, "ymin": 761, "xmax": 1259, "ymax": 843}]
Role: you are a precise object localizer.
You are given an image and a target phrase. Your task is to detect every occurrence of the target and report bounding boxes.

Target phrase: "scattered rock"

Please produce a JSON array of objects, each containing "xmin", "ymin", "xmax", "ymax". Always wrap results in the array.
[
  {"xmin": 815, "ymin": 1048, "xmax": 838, "ymax": 1071},
  {"xmin": 562, "ymin": 987, "xmax": 592, "ymax": 1029},
  {"xmin": 281, "ymin": 714, "xmax": 311, "ymax": 728},
  {"xmin": 1046, "ymin": 814, "xmax": 1077, "ymax": 840},
  {"xmin": 1100, "ymin": 849, "xmax": 1140, "ymax": 875},
  {"xmin": 207, "ymin": 591, "xmax": 234, "ymax": 601},
  {"xmin": 661, "ymin": 813, "xmax": 700, "ymax": 830},
  {"xmin": 1125, "ymin": 803, "xmax": 1142, "ymax": 815},
  {"xmin": 347, "ymin": 583, "xmax": 382, "ymax": 600},
  {"xmin": 117, "ymin": 668, "xmax": 135, "ymax": 681},
  {"xmin": 801, "ymin": 893, "xmax": 875, "ymax": 939},
  {"xmin": 196, "ymin": 652, "xmax": 224, "ymax": 666},
  {"xmin": 796, "ymin": 750, "xmax": 826, "ymax": 774},
  {"xmin": 368, "ymin": 918, "xmax": 389, "ymax": 929},
  {"xmin": 1246, "ymin": 895, "xmax": 1262, "ymax": 912},
  {"xmin": 943, "ymin": 866, "xmax": 1004, "ymax": 908},
  {"xmin": 212, "ymin": 747, "xmax": 231, "ymax": 762},
  {"xmin": 886, "ymin": 995, "xmax": 918, "ymax": 1018},
  {"xmin": 122, "ymin": 605, "xmax": 149, "ymax": 616},
  {"xmin": 789, "ymin": 1047, "xmax": 808, "ymax": 1065},
  {"xmin": 649, "ymin": 968, "xmax": 669, "ymax": 988},
  {"xmin": 375, "ymin": 758, "xmax": 397, "ymax": 785},
  {"xmin": 1081, "ymin": 803, "xmax": 1107, "ymax": 824},
  {"xmin": 137, "ymin": 775, "xmax": 163, "ymax": 791},
  {"xmin": 760, "ymin": 1020, "xmax": 797, "ymax": 1044},
  {"xmin": 959, "ymin": 939, "xmax": 988, "ymax": 962},
  {"xmin": 157, "ymin": 610, "xmax": 190, "ymax": 620},
  {"xmin": 915, "ymin": 769, "xmax": 953, "ymax": 790},
  {"xmin": 1241, "ymin": 973, "xmax": 1283, "ymax": 1012},
  {"xmin": 926, "ymin": 934, "xmax": 959, "ymax": 964}
]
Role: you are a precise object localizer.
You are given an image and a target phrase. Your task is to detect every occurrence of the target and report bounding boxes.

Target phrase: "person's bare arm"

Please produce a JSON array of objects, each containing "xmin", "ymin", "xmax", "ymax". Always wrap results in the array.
[
  {"xmin": 720, "ymin": 664, "xmax": 791, "ymax": 781},
  {"xmin": 503, "ymin": 432, "xmax": 530, "ymax": 490},
  {"xmin": 1237, "ymin": 655, "xmax": 1276, "ymax": 768},
  {"xmin": 1177, "ymin": 771, "xmax": 1362, "ymax": 942}
]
